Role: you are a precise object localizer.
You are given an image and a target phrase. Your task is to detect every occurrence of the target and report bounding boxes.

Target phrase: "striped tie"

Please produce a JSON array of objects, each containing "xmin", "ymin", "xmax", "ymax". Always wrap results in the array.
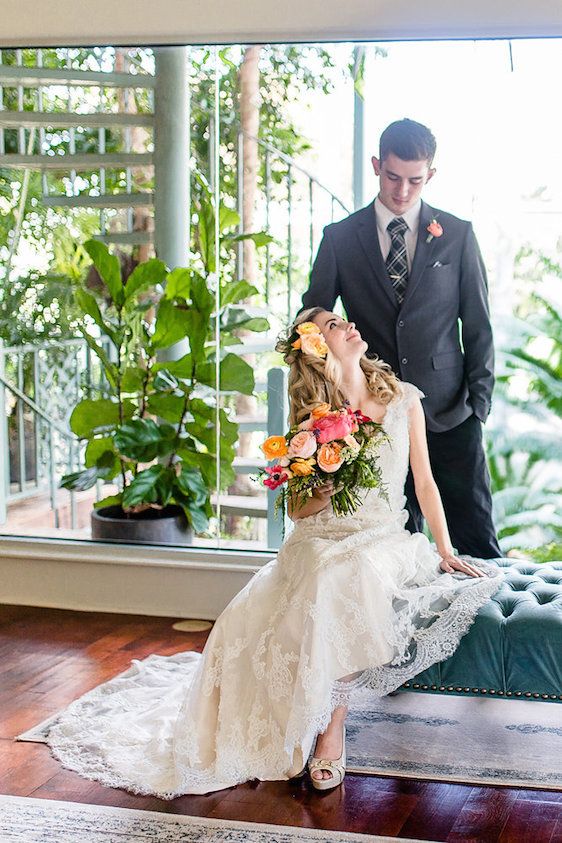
[{"xmin": 386, "ymin": 217, "xmax": 409, "ymax": 305}]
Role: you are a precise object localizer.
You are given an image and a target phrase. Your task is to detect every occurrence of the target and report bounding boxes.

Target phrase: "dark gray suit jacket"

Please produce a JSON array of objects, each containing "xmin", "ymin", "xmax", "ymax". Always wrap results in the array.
[{"xmin": 301, "ymin": 200, "xmax": 494, "ymax": 433}]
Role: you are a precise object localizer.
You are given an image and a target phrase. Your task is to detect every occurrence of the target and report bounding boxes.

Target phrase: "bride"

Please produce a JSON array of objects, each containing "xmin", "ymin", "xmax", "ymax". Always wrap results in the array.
[{"xmin": 45, "ymin": 306, "xmax": 503, "ymax": 797}]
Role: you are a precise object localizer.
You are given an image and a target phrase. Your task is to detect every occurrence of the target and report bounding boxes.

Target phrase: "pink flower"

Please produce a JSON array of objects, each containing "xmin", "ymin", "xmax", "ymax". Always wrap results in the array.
[
  {"xmin": 263, "ymin": 464, "xmax": 292, "ymax": 490},
  {"xmin": 287, "ymin": 430, "xmax": 317, "ymax": 459},
  {"xmin": 298, "ymin": 418, "xmax": 314, "ymax": 431},
  {"xmin": 312, "ymin": 411, "xmax": 355, "ymax": 444}
]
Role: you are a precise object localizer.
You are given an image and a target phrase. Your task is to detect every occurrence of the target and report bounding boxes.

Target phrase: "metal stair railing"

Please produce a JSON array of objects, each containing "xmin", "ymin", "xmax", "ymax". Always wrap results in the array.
[
  {"xmin": 0, "ymin": 370, "xmax": 81, "ymax": 529},
  {"xmin": 0, "ymin": 336, "xmax": 113, "ymax": 528},
  {"xmin": 0, "ymin": 351, "xmax": 288, "ymax": 547}
]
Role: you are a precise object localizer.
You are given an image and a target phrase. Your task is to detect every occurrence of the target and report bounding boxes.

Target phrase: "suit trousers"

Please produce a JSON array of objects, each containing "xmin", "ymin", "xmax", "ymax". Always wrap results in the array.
[{"xmin": 404, "ymin": 414, "xmax": 502, "ymax": 559}]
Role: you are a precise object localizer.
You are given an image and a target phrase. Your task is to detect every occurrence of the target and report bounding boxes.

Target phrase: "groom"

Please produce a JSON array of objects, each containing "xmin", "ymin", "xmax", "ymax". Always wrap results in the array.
[{"xmin": 301, "ymin": 118, "xmax": 501, "ymax": 559}]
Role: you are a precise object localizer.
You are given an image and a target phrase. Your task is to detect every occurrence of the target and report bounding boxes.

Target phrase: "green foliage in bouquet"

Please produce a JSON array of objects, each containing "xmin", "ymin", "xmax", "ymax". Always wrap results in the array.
[{"xmin": 60, "ymin": 217, "xmax": 270, "ymax": 533}]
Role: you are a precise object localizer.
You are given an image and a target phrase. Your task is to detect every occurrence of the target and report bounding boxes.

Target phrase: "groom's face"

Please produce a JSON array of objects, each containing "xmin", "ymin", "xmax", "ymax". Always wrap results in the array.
[{"xmin": 371, "ymin": 152, "xmax": 435, "ymax": 216}]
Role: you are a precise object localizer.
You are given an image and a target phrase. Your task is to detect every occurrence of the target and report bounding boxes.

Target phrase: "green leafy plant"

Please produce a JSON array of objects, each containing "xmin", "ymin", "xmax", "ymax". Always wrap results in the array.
[
  {"xmin": 488, "ymin": 276, "xmax": 562, "ymax": 560},
  {"xmin": 60, "ymin": 219, "xmax": 270, "ymax": 533}
]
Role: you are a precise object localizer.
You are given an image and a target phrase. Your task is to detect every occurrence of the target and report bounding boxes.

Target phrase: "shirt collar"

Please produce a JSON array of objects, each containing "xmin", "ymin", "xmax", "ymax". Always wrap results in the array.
[{"xmin": 374, "ymin": 196, "xmax": 422, "ymax": 233}]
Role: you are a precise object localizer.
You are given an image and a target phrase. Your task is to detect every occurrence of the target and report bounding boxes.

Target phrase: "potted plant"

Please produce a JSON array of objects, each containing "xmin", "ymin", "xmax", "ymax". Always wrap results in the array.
[{"xmin": 61, "ymin": 208, "xmax": 270, "ymax": 544}]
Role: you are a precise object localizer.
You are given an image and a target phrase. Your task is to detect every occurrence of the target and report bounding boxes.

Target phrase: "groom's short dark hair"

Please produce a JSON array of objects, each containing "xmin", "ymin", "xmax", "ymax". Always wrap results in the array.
[{"xmin": 380, "ymin": 119, "xmax": 436, "ymax": 165}]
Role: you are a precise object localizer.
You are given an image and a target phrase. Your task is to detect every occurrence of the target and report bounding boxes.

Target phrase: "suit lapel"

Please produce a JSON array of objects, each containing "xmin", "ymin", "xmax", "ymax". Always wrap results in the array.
[
  {"xmin": 356, "ymin": 203, "xmax": 398, "ymax": 310},
  {"xmin": 402, "ymin": 201, "xmax": 437, "ymax": 307}
]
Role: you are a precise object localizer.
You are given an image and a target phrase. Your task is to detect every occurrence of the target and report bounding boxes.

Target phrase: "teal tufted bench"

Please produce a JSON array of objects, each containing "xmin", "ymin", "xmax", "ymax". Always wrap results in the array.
[{"xmin": 402, "ymin": 560, "xmax": 562, "ymax": 702}]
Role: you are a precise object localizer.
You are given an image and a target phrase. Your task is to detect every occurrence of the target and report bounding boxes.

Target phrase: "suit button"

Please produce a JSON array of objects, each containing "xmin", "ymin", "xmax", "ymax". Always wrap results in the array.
[
  {"xmin": 398, "ymin": 320, "xmax": 404, "ymax": 327},
  {"xmin": 402, "ymin": 357, "xmax": 408, "ymax": 364}
]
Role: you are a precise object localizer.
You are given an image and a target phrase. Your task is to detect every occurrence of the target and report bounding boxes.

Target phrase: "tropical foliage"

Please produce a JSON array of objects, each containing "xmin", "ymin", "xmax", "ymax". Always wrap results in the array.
[{"xmin": 488, "ymin": 251, "xmax": 562, "ymax": 561}]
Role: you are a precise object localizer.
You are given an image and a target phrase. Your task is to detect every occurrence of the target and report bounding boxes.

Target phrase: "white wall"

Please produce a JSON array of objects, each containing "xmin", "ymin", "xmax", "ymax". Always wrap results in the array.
[
  {"xmin": 1, "ymin": 0, "xmax": 561, "ymax": 47},
  {"xmin": 0, "ymin": 537, "xmax": 267, "ymax": 618}
]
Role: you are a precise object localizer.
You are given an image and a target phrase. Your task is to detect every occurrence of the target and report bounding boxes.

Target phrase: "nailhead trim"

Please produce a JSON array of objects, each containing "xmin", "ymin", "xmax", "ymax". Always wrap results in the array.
[{"xmin": 398, "ymin": 684, "xmax": 562, "ymax": 699}]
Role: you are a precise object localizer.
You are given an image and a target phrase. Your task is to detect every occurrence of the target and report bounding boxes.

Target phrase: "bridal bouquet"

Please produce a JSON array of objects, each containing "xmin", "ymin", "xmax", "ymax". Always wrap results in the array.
[{"xmin": 258, "ymin": 404, "xmax": 389, "ymax": 518}]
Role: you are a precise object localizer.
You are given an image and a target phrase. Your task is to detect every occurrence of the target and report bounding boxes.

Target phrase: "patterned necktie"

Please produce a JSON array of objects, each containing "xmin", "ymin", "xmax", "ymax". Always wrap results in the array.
[{"xmin": 386, "ymin": 217, "xmax": 409, "ymax": 305}]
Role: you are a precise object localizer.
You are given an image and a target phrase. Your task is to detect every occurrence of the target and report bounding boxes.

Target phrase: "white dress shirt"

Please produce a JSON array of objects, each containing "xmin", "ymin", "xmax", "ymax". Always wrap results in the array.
[{"xmin": 374, "ymin": 197, "xmax": 421, "ymax": 274}]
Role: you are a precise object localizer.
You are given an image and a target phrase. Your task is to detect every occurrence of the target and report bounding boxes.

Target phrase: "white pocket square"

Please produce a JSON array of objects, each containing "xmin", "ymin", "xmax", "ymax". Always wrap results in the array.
[{"xmin": 431, "ymin": 260, "xmax": 444, "ymax": 268}]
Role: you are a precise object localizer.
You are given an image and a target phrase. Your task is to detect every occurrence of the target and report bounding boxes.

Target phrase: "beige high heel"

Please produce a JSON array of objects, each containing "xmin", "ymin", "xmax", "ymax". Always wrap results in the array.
[{"xmin": 308, "ymin": 723, "xmax": 346, "ymax": 791}]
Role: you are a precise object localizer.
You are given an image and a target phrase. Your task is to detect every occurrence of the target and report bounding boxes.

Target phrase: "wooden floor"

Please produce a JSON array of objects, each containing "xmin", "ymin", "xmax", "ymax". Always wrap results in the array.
[{"xmin": 0, "ymin": 605, "xmax": 560, "ymax": 842}]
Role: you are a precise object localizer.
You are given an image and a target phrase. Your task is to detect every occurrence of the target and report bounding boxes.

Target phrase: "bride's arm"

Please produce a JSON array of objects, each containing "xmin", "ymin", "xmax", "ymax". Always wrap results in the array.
[{"xmin": 408, "ymin": 398, "xmax": 484, "ymax": 577}]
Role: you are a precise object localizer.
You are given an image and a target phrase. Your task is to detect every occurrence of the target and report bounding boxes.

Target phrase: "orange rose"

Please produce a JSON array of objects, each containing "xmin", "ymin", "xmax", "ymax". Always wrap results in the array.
[
  {"xmin": 299, "ymin": 333, "xmax": 328, "ymax": 358},
  {"xmin": 261, "ymin": 435, "xmax": 288, "ymax": 461},
  {"xmin": 317, "ymin": 442, "xmax": 344, "ymax": 473},
  {"xmin": 296, "ymin": 321, "xmax": 321, "ymax": 336},
  {"xmin": 311, "ymin": 402, "xmax": 331, "ymax": 419},
  {"xmin": 289, "ymin": 458, "xmax": 316, "ymax": 477}
]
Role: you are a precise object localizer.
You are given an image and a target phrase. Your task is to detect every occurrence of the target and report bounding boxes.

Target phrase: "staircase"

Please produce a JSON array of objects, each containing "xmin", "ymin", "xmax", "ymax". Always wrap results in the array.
[{"xmin": 0, "ymin": 47, "xmax": 350, "ymax": 549}]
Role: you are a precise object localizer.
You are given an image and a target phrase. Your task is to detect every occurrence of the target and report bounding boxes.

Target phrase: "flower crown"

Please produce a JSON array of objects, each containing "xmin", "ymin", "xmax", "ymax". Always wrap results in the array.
[{"xmin": 275, "ymin": 321, "xmax": 328, "ymax": 360}]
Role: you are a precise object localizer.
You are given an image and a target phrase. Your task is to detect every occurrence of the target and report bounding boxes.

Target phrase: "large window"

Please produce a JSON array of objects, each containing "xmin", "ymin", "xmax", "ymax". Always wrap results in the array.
[{"xmin": 0, "ymin": 40, "xmax": 560, "ymax": 560}]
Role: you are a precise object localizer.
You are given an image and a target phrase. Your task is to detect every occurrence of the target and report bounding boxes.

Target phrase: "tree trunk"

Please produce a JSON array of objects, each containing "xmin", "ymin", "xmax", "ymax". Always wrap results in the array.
[
  {"xmin": 114, "ymin": 50, "xmax": 153, "ymax": 263},
  {"xmin": 239, "ymin": 45, "xmax": 261, "ymax": 286},
  {"xmin": 225, "ymin": 46, "xmax": 263, "ymax": 539}
]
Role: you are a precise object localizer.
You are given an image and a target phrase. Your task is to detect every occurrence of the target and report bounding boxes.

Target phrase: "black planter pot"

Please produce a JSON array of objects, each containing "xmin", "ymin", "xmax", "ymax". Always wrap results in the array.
[{"xmin": 91, "ymin": 505, "xmax": 193, "ymax": 546}]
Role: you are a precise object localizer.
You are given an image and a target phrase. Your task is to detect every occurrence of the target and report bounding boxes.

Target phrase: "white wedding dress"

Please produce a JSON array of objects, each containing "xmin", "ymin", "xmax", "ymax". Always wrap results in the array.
[{"xmin": 45, "ymin": 383, "xmax": 503, "ymax": 797}]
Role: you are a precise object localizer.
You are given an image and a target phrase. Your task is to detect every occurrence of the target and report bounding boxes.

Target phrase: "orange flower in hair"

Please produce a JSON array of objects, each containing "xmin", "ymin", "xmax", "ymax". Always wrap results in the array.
[{"xmin": 298, "ymin": 333, "xmax": 329, "ymax": 358}]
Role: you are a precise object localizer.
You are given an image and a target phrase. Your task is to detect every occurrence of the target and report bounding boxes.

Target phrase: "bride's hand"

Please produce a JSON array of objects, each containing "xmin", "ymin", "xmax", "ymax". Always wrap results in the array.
[
  {"xmin": 312, "ymin": 481, "xmax": 339, "ymax": 503},
  {"xmin": 439, "ymin": 552, "xmax": 485, "ymax": 578}
]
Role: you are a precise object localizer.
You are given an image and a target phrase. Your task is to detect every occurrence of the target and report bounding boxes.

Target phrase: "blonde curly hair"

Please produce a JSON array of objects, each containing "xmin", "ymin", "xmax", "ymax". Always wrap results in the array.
[{"xmin": 276, "ymin": 307, "xmax": 401, "ymax": 425}]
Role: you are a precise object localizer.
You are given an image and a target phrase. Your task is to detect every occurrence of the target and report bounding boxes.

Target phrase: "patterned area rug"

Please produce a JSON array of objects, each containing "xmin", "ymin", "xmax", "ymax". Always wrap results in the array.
[
  {"xmin": 18, "ymin": 690, "xmax": 562, "ymax": 791},
  {"xmin": 344, "ymin": 692, "xmax": 562, "ymax": 790},
  {"xmin": 0, "ymin": 795, "xmax": 428, "ymax": 843}
]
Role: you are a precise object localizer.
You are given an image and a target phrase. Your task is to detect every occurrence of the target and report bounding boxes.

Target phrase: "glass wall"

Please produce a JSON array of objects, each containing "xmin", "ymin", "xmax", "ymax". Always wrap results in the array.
[{"xmin": 0, "ymin": 40, "xmax": 560, "ymax": 560}]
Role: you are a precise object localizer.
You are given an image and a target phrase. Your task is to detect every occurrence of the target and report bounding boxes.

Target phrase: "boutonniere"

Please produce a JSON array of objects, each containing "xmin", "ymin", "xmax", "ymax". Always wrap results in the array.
[{"xmin": 426, "ymin": 217, "xmax": 443, "ymax": 243}]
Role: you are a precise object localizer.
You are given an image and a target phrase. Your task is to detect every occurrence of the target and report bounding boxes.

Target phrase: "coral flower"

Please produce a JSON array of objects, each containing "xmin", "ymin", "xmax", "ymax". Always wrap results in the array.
[
  {"xmin": 261, "ymin": 435, "xmax": 288, "ymax": 461},
  {"xmin": 287, "ymin": 430, "xmax": 317, "ymax": 459},
  {"xmin": 312, "ymin": 411, "xmax": 355, "ymax": 444},
  {"xmin": 426, "ymin": 219, "xmax": 443, "ymax": 242},
  {"xmin": 263, "ymin": 464, "xmax": 291, "ymax": 490},
  {"xmin": 317, "ymin": 442, "xmax": 344, "ymax": 473},
  {"xmin": 289, "ymin": 458, "xmax": 316, "ymax": 477}
]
